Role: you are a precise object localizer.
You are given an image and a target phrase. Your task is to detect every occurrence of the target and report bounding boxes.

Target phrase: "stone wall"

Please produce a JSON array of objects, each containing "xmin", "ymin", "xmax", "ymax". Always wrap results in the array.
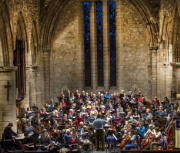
[
  {"xmin": 118, "ymin": 0, "xmax": 150, "ymax": 99},
  {"xmin": 0, "ymin": 68, "xmax": 17, "ymax": 138},
  {"xmin": 52, "ymin": 1, "xmax": 78, "ymax": 101},
  {"xmin": 0, "ymin": 0, "xmax": 180, "ymax": 121}
]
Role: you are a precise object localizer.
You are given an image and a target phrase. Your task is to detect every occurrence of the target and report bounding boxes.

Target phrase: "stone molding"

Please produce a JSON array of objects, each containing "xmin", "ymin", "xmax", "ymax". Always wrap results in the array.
[
  {"xmin": 42, "ymin": 48, "xmax": 50, "ymax": 53},
  {"xmin": 26, "ymin": 65, "xmax": 38, "ymax": 70},
  {"xmin": 170, "ymin": 62, "xmax": 180, "ymax": 68},
  {"xmin": 0, "ymin": 66, "xmax": 18, "ymax": 72},
  {"xmin": 149, "ymin": 46, "xmax": 158, "ymax": 50},
  {"xmin": 110, "ymin": 86, "xmax": 118, "ymax": 89}
]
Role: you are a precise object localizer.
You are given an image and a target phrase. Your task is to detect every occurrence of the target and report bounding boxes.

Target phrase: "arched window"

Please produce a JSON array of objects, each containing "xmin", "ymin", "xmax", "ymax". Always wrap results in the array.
[{"xmin": 83, "ymin": 1, "xmax": 116, "ymax": 87}]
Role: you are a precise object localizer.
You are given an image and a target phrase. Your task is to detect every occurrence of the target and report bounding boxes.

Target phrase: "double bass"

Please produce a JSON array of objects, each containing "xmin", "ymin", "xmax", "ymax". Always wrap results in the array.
[
  {"xmin": 120, "ymin": 134, "xmax": 131, "ymax": 149},
  {"xmin": 165, "ymin": 117, "xmax": 174, "ymax": 143}
]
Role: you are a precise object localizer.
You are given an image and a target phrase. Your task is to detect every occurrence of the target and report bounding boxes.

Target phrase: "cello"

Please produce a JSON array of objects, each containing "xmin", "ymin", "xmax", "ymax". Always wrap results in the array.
[
  {"xmin": 165, "ymin": 117, "xmax": 174, "ymax": 143},
  {"xmin": 141, "ymin": 132, "xmax": 152, "ymax": 146},
  {"xmin": 120, "ymin": 134, "xmax": 131, "ymax": 149},
  {"xmin": 147, "ymin": 135, "xmax": 156, "ymax": 148}
]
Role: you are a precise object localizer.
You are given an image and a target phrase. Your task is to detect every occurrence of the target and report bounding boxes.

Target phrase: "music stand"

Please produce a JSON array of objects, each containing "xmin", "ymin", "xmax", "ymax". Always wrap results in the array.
[
  {"xmin": 107, "ymin": 130, "xmax": 116, "ymax": 150},
  {"xmin": 133, "ymin": 117, "xmax": 140, "ymax": 120},
  {"xmin": 124, "ymin": 117, "xmax": 130, "ymax": 120},
  {"xmin": 114, "ymin": 118, "xmax": 121, "ymax": 122},
  {"xmin": 77, "ymin": 118, "xmax": 84, "ymax": 122},
  {"xmin": 120, "ymin": 112, "xmax": 126, "ymax": 117},
  {"xmin": 116, "ymin": 127, "xmax": 121, "ymax": 132},
  {"xmin": 57, "ymin": 125, "xmax": 65, "ymax": 130},
  {"xmin": 88, "ymin": 118, "xmax": 95, "ymax": 123},
  {"xmin": 110, "ymin": 111, "xmax": 116, "ymax": 115},
  {"xmin": 107, "ymin": 130, "xmax": 115, "ymax": 136}
]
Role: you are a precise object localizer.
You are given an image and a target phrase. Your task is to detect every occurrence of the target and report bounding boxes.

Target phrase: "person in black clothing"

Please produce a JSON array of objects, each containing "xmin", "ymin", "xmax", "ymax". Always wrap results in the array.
[
  {"xmin": 32, "ymin": 103, "xmax": 39, "ymax": 111},
  {"xmin": 4, "ymin": 123, "xmax": 17, "ymax": 139},
  {"xmin": 23, "ymin": 132, "xmax": 35, "ymax": 150},
  {"xmin": 34, "ymin": 119, "xmax": 44, "ymax": 130},
  {"xmin": 3, "ymin": 123, "xmax": 21, "ymax": 150}
]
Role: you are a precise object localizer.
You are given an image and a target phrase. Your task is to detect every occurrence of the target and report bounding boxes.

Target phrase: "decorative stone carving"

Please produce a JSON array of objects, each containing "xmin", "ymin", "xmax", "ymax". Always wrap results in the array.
[
  {"xmin": 42, "ymin": 49, "xmax": 50, "ymax": 53},
  {"xmin": 170, "ymin": 62, "xmax": 180, "ymax": 68},
  {"xmin": 131, "ymin": 84, "xmax": 140, "ymax": 95},
  {"xmin": 149, "ymin": 46, "xmax": 158, "ymax": 50},
  {"xmin": 61, "ymin": 86, "xmax": 70, "ymax": 95}
]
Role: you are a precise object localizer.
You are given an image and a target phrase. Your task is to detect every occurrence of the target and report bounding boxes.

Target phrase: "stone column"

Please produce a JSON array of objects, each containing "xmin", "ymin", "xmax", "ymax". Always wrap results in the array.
[
  {"xmin": 90, "ymin": 2, "xmax": 97, "ymax": 90},
  {"xmin": 166, "ymin": 65, "xmax": 173, "ymax": 100},
  {"xmin": 116, "ymin": 0, "xmax": 124, "ymax": 91},
  {"xmin": 150, "ymin": 47, "xmax": 158, "ymax": 99},
  {"xmin": 43, "ymin": 49, "xmax": 50, "ymax": 104},
  {"xmin": 28, "ymin": 67, "xmax": 37, "ymax": 107},
  {"xmin": 0, "ymin": 67, "xmax": 18, "ymax": 138},
  {"xmin": 35, "ymin": 46, "xmax": 43, "ymax": 109},
  {"xmin": 76, "ymin": 0, "xmax": 84, "ymax": 92},
  {"xmin": 103, "ymin": 1, "xmax": 110, "ymax": 90},
  {"xmin": 157, "ymin": 43, "xmax": 167, "ymax": 101}
]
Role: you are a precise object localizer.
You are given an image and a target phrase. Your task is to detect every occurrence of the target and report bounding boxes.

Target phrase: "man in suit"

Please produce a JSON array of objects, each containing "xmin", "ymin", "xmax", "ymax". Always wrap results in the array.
[
  {"xmin": 128, "ymin": 91, "xmax": 132, "ymax": 99},
  {"xmin": 74, "ymin": 89, "xmax": 79, "ymax": 98},
  {"xmin": 96, "ymin": 92, "xmax": 101, "ymax": 100},
  {"xmin": 66, "ymin": 90, "xmax": 71, "ymax": 98}
]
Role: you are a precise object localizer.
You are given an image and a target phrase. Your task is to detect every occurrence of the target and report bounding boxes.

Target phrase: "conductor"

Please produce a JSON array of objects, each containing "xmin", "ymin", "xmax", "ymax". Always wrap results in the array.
[{"xmin": 89, "ymin": 114, "xmax": 109, "ymax": 151}]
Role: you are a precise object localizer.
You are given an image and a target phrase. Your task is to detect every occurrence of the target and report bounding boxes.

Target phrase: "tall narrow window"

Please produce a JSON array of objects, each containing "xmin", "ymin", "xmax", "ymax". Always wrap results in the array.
[
  {"xmin": 96, "ymin": 1, "xmax": 104, "ymax": 86},
  {"xmin": 109, "ymin": 1, "xmax": 116, "ymax": 86},
  {"xmin": 83, "ymin": 2, "xmax": 91, "ymax": 87}
]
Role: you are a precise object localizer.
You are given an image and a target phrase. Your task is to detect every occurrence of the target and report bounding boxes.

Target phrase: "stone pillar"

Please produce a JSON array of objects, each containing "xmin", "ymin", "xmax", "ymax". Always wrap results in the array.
[
  {"xmin": 28, "ymin": 67, "xmax": 37, "ymax": 107},
  {"xmin": 90, "ymin": 2, "xmax": 97, "ymax": 90},
  {"xmin": 166, "ymin": 65, "xmax": 173, "ymax": 100},
  {"xmin": 76, "ymin": 1, "xmax": 84, "ymax": 92},
  {"xmin": 157, "ymin": 49, "xmax": 161, "ymax": 100},
  {"xmin": 103, "ymin": 1, "xmax": 110, "ymax": 90},
  {"xmin": 116, "ymin": 0, "xmax": 124, "ymax": 91},
  {"xmin": 43, "ymin": 49, "xmax": 50, "ymax": 104},
  {"xmin": 0, "ymin": 67, "xmax": 18, "ymax": 138},
  {"xmin": 36, "ymin": 46, "xmax": 43, "ymax": 109},
  {"xmin": 157, "ymin": 45, "xmax": 167, "ymax": 101},
  {"xmin": 150, "ymin": 47, "xmax": 158, "ymax": 99}
]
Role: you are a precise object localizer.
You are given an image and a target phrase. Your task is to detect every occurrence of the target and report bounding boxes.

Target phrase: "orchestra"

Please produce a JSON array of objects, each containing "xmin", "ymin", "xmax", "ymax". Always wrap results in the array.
[{"xmin": 3, "ymin": 90, "xmax": 180, "ymax": 152}]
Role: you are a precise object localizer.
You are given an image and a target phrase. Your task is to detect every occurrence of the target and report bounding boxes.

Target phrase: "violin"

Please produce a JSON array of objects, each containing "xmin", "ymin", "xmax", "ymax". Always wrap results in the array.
[{"xmin": 120, "ymin": 134, "xmax": 131, "ymax": 149}]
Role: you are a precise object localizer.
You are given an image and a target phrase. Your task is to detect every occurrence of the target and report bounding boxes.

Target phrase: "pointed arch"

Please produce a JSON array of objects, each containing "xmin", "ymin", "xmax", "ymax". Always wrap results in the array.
[
  {"xmin": 16, "ymin": 12, "xmax": 29, "ymax": 53},
  {"xmin": 0, "ymin": 2, "xmax": 13, "ymax": 67}
]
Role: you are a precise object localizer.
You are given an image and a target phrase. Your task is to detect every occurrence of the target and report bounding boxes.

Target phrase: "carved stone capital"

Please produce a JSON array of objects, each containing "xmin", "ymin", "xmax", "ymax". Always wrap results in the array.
[
  {"xmin": 149, "ymin": 46, "xmax": 158, "ymax": 50},
  {"xmin": 0, "ymin": 66, "xmax": 18, "ymax": 72},
  {"xmin": 42, "ymin": 48, "xmax": 50, "ymax": 53},
  {"xmin": 170, "ymin": 62, "xmax": 180, "ymax": 68},
  {"xmin": 26, "ymin": 65, "xmax": 38, "ymax": 71}
]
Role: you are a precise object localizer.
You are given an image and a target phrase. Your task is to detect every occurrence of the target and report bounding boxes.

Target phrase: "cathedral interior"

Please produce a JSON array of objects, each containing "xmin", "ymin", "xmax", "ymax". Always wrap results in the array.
[{"xmin": 0, "ymin": 0, "xmax": 180, "ymax": 151}]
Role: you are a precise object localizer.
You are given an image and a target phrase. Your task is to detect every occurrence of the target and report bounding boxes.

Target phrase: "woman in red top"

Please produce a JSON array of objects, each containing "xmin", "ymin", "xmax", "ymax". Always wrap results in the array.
[
  {"xmin": 76, "ymin": 113, "xmax": 83, "ymax": 127},
  {"xmin": 61, "ymin": 99, "xmax": 67, "ymax": 113},
  {"xmin": 114, "ymin": 113, "xmax": 123, "ymax": 126},
  {"xmin": 138, "ymin": 94, "xmax": 143, "ymax": 102},
  {"xmin": 68, "ymin": 132, "xmax": 78, "ymax": 149}
]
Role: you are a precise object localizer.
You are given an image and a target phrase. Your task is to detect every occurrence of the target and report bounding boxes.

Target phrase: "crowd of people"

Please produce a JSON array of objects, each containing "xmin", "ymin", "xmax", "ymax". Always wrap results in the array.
[{"xmin": 3, "ymin": 90, "xmax": 180, "ymax": 152}]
